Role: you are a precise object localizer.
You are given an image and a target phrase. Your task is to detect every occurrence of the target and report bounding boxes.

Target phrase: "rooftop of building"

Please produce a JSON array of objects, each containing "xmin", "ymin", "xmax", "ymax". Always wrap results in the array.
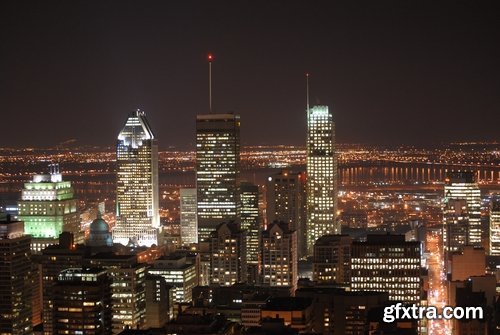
[{"xmin": 263, "ymin": 297, "xmax": 313, "ymax": 311}]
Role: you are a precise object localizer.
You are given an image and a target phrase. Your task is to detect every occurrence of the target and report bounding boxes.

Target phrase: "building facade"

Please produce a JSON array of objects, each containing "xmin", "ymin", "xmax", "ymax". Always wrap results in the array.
[
  {"xmin": 443, "ymin": 198, "xmax": 469, "ymax": 253},
  {"xmin": 313, "ymin": 234, "xmax": 352, "ymax": 285},
  {"xmin": 266, "ymin": 170, "xmax": 307, "ymax": 259},
  {"xmin": 240, "ymin": 182, "xmax": 260, "ymax": 271},
  {"xmin": 210, "ymin": 222, "xmax": 246, "ymax": 286},
  {"xmin": 261, "ymin": 222, "xmax": 298, "ymax": 292},
  {"xmin": 351, "ymin": 235, "xmax": 422, "ymax": 304},
  {"xmin": 489, "ymin": 199, "xmax": 500, "ymax": 255},
  {"xmin": 196, "ymin": 113, "xmax": 240, "ymax": 242},
  {"xmin": 53, "ymin": 268, "xmax": 112, "ymax": 335},
  {"xmin": 114, "ymin": 109, "xmax": 160, "ymax": 247},
  {"xmin": 444, "ymin": 171, "xmax": 481, "ymax": 247},
  {"xmin": 18, "ymin": 165, "xmax": 82, "ymax": 253},
  {"xmin": 306, "ymin": 105, "xmax": 338, "ymax": 255},
  {"xmin": 180, "ymin": 188, "xmax": 198, "ymax": 245},
  {"xmin": 0, "ymin": 215, "xmax": 32, "ymax": 335}
]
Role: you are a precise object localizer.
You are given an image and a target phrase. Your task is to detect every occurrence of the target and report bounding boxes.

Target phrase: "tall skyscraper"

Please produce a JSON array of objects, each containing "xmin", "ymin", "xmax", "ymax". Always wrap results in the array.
[
  {"xmin": 306, "ymin": 105, "xmax": 338, "ymax": 255},
  {"xmin": 266, "ymin": 170, "xmax": 307, "ymax": 258},
  {"xmin": 0, "ymin": 214, "xmax": 32, "ymax": 335},
  {"xmin": 444, "ymin": 171, "xmax": 481, "ymax": 247},
  {"xmin": 196, "ymin": 113, "xmax": 241, "ymax": 242},
  {"xmin": 240, "ymin": 182, "xmax": 260, "ymax": 275},
  {"xmin": 53, "ymin": 268, "xmax": 112, "ymax": 335},
  {"xmin": 351, "ymin": 235, "xmax": 422, "ymax": 304},
  {"xmin": 18, "ymin": 165, "xmax": 82, "ymax": 253},
  {"xmin": 180, "ymin": 188, "xmax": 198, "ymax": 245},
  {"xmin": 261, "ymin": 221, "xmax": 297, "ymax": 292},
  {"xmin": 113, "ymin": 109, "xmax": 160, "ymax": 247},
  {"xmin": 489, "ymin": 198, "xmax": 500, "ymax": 255}
]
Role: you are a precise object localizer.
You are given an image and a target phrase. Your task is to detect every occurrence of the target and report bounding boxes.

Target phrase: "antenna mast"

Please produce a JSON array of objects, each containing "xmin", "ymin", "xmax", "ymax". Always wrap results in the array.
[{"xmin": 208, "ymin": 53, "xmax": 213, "ymax": 113}]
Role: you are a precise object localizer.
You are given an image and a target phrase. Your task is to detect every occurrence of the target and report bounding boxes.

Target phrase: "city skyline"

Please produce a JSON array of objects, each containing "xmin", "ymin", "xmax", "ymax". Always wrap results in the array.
[{"xmin": 1, "ymin": 1, "xmax": 499, "ymax": 149}]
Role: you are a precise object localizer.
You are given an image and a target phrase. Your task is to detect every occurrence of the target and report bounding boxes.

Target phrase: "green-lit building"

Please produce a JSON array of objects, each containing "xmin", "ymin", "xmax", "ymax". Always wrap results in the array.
[{"xmin": 18, "ymin": 165, "xmax": 83, "ymax": 253}]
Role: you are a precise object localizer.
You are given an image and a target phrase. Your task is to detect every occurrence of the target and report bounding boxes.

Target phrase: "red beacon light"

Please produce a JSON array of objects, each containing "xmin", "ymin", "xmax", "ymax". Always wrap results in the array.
[{"xmin": 208, "ymin": 54, "xmax": 213, "ymax": 62}]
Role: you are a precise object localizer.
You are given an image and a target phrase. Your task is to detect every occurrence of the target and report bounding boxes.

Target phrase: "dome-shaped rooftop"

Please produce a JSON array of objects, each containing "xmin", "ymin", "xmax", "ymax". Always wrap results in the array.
[{"xmin": 90, "ymin": 213, "xmax": 110, "ymax": 233}]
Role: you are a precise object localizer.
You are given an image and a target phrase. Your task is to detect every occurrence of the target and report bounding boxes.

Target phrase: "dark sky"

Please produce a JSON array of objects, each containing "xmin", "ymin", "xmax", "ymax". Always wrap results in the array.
[{"xmin": 1, "ymin": 1, "xmax": 499, "ymax": 149}]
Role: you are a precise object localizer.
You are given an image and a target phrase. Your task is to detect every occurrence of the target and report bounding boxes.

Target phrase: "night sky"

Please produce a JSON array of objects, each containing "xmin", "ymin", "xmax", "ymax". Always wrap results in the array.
[{"xmin": 1, "ymin": 1, "xmax": 499, "ymax": 149}]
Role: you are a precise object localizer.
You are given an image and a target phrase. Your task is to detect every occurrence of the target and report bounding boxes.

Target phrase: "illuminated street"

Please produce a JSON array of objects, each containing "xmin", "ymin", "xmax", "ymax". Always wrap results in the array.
[{"xmin": 427, "ymin": 230, "xmax": 452, "ymax": 335}]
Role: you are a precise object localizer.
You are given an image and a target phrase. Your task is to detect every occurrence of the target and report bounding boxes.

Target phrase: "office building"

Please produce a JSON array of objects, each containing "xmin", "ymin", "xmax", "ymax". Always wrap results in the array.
[
  {"xmin": 85, "ymin": 254, "xmax": 146, "ymax": 334},
  {"xmin": 306, "ymin": 105, "xmax": 338, "ymax": 255},
  {"xmin": 240, "ymin": 182, "xmax": 260, "ymax": 276},
  {"xmin": 489, "ymin": 198, "xmax": 500, "ymax": 255},
  {"xmin": 261, "ymin": 221, "xmax": 297, "ymax": 292},
  {"xmin": 18, "ymin": 165, "xmax": 82, "ymax": 253},
  {"xmin": 444, "ymin": 171, "xmax": 481, "ymax": 247},
  {"xmin": 266, "ymin": 170, "xmax": 307, "ymax": 258},
  {"xmin": 312, "ymin": 234, "xmax": 352, "ymax": 285},
  {"xmin": 179, "ymin": 188, "xmax": 198, "ymax": 245},
  {"xmin": 443, "ymin": 198, "xmax": 469, "ymax": 253},
  {"xmin": 0, "ymin": 214, "xmax": 32, "ymax": 335},
  {"xmin": 210, "ymin": 222, "xmax": 246, "ymax": 286},
  {"xmin": 351, "ymin": 235, "xmax": 422, "ymax": 304},
  {"xmin": 196, "ymin": 113, "xmax": 240, "ymax": 242},
  {"xmin": 114, "ymin": 109, "xmax": 160, "ymax": 247},
  {"xmin": 147, "ymin": 254, "xmax": 197, "ymax": 304},
  {"xmin": 42, "ymin": 233, "xmax": 87, "ymax": 335},
  {"xmin": 144, "ymin": 274, "xmax": 171, "ymax": 328},
  {"xmin": 53, "ymin": 268, "xmax": 112, "ymax": 335}
]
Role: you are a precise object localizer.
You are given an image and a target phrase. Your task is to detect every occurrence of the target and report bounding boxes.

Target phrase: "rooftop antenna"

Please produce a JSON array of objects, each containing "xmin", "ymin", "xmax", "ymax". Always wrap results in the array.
[
  {"xmin": 306, "ymin": 73, "xmax": 310, "ymax": 113},
  {"xmin": 208, "ymin": 53, "xmax": 214, "ymax": 113}
]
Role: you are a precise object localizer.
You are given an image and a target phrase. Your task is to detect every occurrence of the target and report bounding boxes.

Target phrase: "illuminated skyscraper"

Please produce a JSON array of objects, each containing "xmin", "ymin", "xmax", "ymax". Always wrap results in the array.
[
  {"xmin": 196, "ymin": 113, "xmax": 240, "ymax": 242},
  {"xmin": 306, "ymin": 105, "xmax": 338, "ymax": 255},
  {"xmin": 113, "ymin": 109, "xmax": 160, "ymax": 247},
  {"xmin": 18, "ymin": 165, "xmax": 83, "ymax": 253},
  {"xmin": 267, "ymin": 170, "xmax": 307, "ymax": 258},
  {"xmin": 240, "ymin": 182, "xmax": 260, "ymax": 269},
  {"xmin": 180, "ymin": 188, "xmax": 198, "ymax": 245},
  {"xmin": 444, "ymin": 171, "xmax": 481, "ymax": 247},
  {"xmin": 0, "ymin": 214, "xmax": 32, "ymax": 335},
  {"xmin": 489, "ymin": 199, "xmax": 500, "ymax": 255}
]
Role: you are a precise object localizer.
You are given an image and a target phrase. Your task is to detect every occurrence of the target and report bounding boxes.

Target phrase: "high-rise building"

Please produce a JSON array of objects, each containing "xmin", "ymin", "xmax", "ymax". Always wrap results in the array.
[
  {"xmin": 489, "ymin": 199, "xmax": 500, "ymax": 255},
  {"xmin": 42, "ymin": 233, "xmax": 86, "ymax": 335},
  {"xmin": 312, "ymin": 234, "xmax": 352, "ymax": 285},
  {"xmin": 443, "ymin": 198, "xmax": 469, "ymax": 253},
  {"xmin": 0, "ymin": 214, "xmax": 32, "ymax": 335},
  {"xmin": 351, "ymin": 235, "xmax": 422, "ymax": 304},
  {"xmin": 196, "ymin": 113, "xmax": 240, "ymax": 242},
  {"xmin": 210, "ymin": 222, "xmax": 246, "ymax": 286},
  {"xmin": 261, "ymin": 221, "xmax": 297, "ymax": 292},
  {"xmin": 18, "ymin": 165, "xmax": 82, "ymax": 253},
  {"xmin": 240, "ymin": 182, "xmax": 260, "ymax": 275},
  {"xmin": 144, "ymin": 274, "xmax": 171, "ymax": 328},
  {"xmin": 85, "ymin": 254, "xmax": 146, "ymax": 334},
  {"xmin": 266, "ymin": 170, "xmax": 307, "ymax": 258},
  {"xmin": 114, "ymin": 109, "xmax": 160, "ymax": 247},
  {"xmin": 53, "ymin": 268, "xmax": 112, "ymax": 335},
  {"xmin": 306, "ymin": 105, "xmax": 338, "ymax": 255},
  {"xmin": 444, "ymin": 171, "xmax": 481, "ymax": 247},
  {"xmin": 147, "ymin": 254, "xmax": 197, "ymax": 304},
  {"xmin": 179, "ymin": 188, "xmax": 198, "ymax": 245}
]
